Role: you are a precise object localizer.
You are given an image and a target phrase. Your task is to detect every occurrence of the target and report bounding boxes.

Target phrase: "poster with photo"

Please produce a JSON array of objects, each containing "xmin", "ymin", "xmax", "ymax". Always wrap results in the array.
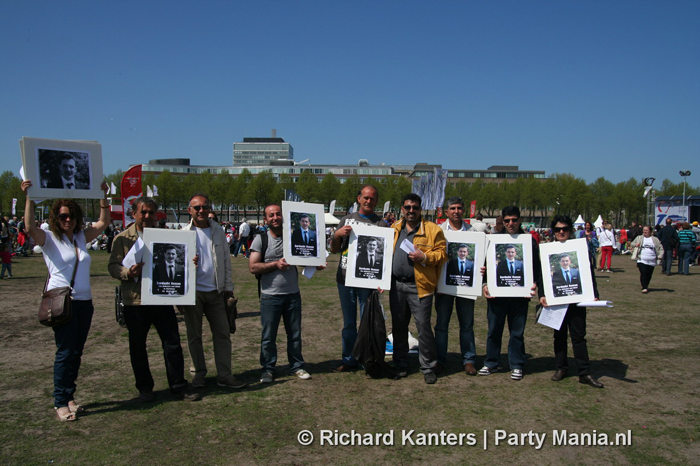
[
  {"xmin": 282, "ymin": 201, "xmax": 326, "ymax": 267},
  {"xmin": 345, "ymin": 223, "xmax": 394, "ymax": 290},
  {"xmin": 437, "ymin": 231, "xmax": 487, "ymax": 298},
  {"xmin": 141, "ymin": 228, "xmax": 196, "ymax": 305},
  {"xmin": 486, "ymin": 234, "xmax": 534, "ymax": 298},
  {"xmin": 20, "ymin": 137, "xmax": 105, "ymax": 200},
  {"xmin": 539, "ymin": 238, "xmax": 595, "ymax": 306}
]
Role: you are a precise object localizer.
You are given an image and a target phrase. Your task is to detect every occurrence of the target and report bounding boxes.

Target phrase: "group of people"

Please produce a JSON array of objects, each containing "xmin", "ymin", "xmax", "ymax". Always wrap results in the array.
[{"xmin": 35, "ymin": 180, "xmax": 695, "ymax": 421}]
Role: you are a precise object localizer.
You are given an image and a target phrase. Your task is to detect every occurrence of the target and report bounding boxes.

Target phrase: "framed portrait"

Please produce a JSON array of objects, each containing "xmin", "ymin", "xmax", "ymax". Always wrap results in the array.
[
  {"xmin": 345, "ymin": 223, "xmax": 394, "ymax": 290},
  {"xmin": 437, "ymin": 231, "xmax": 487, "ymax": 298},
  {"xmin": 486, "ymin": 234, "xmax": 534, "ymax": 298},
  {"xmin": 539, "ymin": 238, "xmax": 595, "ymax": 306},
  {"xmin": 20, "ymin": 137, "xmax": 104, "ymax": 199},
  {"xmin": 141, "ymin": 228, "xmax": 197, "ymax": 305},
  {"xmin": 282, "ymin": 201, "xmax": 326, "ymax": 267}
]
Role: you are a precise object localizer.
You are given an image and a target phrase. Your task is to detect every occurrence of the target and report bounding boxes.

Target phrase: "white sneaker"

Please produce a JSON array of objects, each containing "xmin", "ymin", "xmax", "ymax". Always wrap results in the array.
[
  {"xmin": 478, "ymin": 366, "xmax": 496, "ymax": 376},
  {"xmin": 293, "ymin": 369, "xmax": 312, "ymax": 380},
  {"xmin": 511, "ymin": 368, "xmax": 523, "ymax": 380}
]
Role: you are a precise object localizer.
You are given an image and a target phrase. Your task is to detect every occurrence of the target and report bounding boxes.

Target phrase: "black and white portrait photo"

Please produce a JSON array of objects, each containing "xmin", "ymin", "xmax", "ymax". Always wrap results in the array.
[
  {"xmin": 151, "ymin": 243, "xmax": 186, "ymax": 296},
  {"xmin": 445, "ymin": 242, "xmax": 475, "ymax": 287},
  {"xmin": 538, "ymin": 238, "xmax": 594, "ymax": 306},
  {"xmin": 290, "ymin": 212, "xmax": 318, "ymax": 257},
  {"xmin": 38, "ymin": 149, "xmax": 91, "ymax": 190},
  {"xmin": 354, "ymin": 235, "xmax": 384, "ymax": 280}
]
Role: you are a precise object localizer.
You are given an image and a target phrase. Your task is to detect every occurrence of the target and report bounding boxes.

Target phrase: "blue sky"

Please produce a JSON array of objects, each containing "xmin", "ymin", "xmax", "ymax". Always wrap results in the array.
[{"xmin": 2, "ymin": 1, "xmax": 698, "ymax": 186}]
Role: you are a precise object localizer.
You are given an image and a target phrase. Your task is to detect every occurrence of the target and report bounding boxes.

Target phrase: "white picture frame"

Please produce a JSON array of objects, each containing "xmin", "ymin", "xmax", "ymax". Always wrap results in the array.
[
  {"xmin": 20, "ymin": 137, "xmax": 104, "ymax": 200},
  {"xmin": 282, "ymin": 201, "xmax": 326, "ymax": 267},
  {"xmin": 539, "ymin": 238, "xmax": 595, "ymax": 306},
  {"xmin": 486, "ymin": 234, "xmax": 534, "ymax": 298},
  {"xmin": 437, "ymin": 231, "xmax": 487, "ymax": 298},
  {"xmin": 141, "ymin": 228, "xmax": 197, "ymax": 305},
  {"xmin": 345, "ymin": 223, "xmax": 394, "ymax": 290}
]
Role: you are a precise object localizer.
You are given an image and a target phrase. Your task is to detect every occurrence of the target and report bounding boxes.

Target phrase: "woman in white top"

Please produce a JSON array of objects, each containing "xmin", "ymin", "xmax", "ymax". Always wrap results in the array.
[
  {"xmin": 598, "ymin": 223, "xmax": 616, "ymax": 273},
  {"xmin": 22, "ymin": 180, "xmax": 109, "ymax": 421},
  {"xmin": 630, "ymin": 226, "xmax": 663, "ymax": 293}
]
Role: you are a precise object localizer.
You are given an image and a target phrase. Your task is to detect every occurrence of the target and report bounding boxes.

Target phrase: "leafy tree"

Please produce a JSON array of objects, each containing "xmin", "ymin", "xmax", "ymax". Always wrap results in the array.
[
  {"xmin": 295, "ymin": 171, "xmax": 319, "ymax": 202},
  {"xmin": 318, "ymin": 173, "xmax": 341, "ymax": 210},
  {"xmin": 249, "ymin": 171, "xmax": 278, "ymax": 218}
]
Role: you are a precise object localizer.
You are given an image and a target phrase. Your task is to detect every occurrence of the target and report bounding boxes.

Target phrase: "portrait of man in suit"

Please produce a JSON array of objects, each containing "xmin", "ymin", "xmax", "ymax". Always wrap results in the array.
[
  {"xmin": 355, "ymin": 236, "xmax": 384, "ymax": 280},
  {"xmin": 445, "ymin": 243, "xmax": 474, "ymax": 287},
  {"xmin": 152, "ymin": 244, "xmax": 186, "ymax": 295},
  {"xmin": 551, "ymin": 252, "xmax": 582, "ymax": 297},
  {"xmin": 291, "ymin": 213, "xmax": 318, "ymax": 257},
  {"xmin": 496, "ymin": 244, "xmax": 525, "ymax": 287},
  {"xmin": 43, "ymin": 152, "xmax": 90, "ymax": 190}
]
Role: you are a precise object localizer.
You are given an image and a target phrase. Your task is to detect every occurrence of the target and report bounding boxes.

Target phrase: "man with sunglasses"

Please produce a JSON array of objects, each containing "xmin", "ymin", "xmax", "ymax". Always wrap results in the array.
[
  {"xmin": 390, "ymin": 194, "xmax": 447, "ymax": 384},
  {"xmin": 479, "ymin": 206, "xmax": 541, "ymax": 381},
  {"xmin": 108, "ymin": 197, "xmax": 199, "ymax": 402},
  {"xmin": 182, "ymin": 194, "xmax": 246, "ymax": 390}
]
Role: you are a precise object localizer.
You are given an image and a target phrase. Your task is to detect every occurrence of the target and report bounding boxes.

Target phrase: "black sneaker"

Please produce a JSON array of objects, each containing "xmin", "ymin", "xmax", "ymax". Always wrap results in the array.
[
  {"xmin": 136, "ymin": 390, "xmax": 155, "ymax": 403},
  {"xmin": 424, "ymin": 372, "xmax": 437, "ymax": 384},
  {"xmin": 173, "ymin": 390, "xmax": 201, "ymax": 401}
]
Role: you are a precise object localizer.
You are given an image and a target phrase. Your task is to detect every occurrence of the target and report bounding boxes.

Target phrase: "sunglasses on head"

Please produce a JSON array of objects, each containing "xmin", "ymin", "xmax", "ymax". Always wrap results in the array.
[
  {"xmin": 553, "ymin": 226, "xmax": 571, "ymax": 233},
  {"xmin": 189, "ymin": 205, "xmax": 211, "ymax": 212},
  {"xmin": 58, "ymin": 213, "xmax": 72, "ymax": 221},
  {"xmin": 402, "ymin": 205, "xmax": 420, "ymax": 211}
]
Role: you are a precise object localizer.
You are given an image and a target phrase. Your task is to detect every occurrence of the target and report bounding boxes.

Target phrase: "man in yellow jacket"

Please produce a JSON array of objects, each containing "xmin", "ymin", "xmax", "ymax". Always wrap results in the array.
[{"xmin": 390, "ymin": 193, "xmax": 447, "ymax": 384}]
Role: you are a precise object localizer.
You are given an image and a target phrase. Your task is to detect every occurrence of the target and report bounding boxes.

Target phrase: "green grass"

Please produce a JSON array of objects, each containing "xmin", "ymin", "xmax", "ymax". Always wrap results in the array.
[{"xmin": 0, "ymin": 250, "xmax": 698, "ymax": 465}]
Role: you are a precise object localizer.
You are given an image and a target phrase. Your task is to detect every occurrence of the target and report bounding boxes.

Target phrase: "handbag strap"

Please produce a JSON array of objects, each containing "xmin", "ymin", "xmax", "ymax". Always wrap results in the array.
[{"xmin": 43, "ymin": 240, "xmax": 80, "ymax": 293}]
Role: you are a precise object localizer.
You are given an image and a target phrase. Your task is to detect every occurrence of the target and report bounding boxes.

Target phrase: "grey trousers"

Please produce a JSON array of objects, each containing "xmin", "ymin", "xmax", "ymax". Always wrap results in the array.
[{"xmin": 389, "ymin": 279, "xmax": 437, "ymax": 374}]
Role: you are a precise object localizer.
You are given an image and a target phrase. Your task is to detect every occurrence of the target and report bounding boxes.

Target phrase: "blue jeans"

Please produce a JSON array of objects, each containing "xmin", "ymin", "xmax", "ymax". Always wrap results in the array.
[
  {"xmin": 52, "ymin": 300, "xmax": 94, "ymax": 408},
  {"xmin": 337, "ymin": 283, "xmax": 372, "ymax": 366},
  {"xmin": 678, "ymin": 243, "xmax": 693, "ymax": 275},
  {"xmin": 662, "ymin": 246, "xmax": 674, "ymax": 274},
  {"xmin": 484, "ymin": 297, "xmax": 528, "ymax": 371},
  {"xmin": 434, "ymin": 293, "xmax": 476, "ymax": 366},
  {"xmin": 123, "ymin": 304, "xmax": 187, "ymax": 393},
  {"xmin": 260, "ymin": 292, "xmax": 304, "ymax": 372}
]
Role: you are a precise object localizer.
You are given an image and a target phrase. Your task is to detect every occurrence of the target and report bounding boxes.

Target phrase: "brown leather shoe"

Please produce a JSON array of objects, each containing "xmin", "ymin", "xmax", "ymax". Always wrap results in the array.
[
  {"xmin": 333, "ymin": 364, "xmax": 358, "ymax": 373},
  {"xmin": 464, "ymin": 363, "xmax": 477, "ymax": 376},
  {"xmin": 579, "ymin": 374, "xmax": 604, "ymax": 388},
  {"xmin": 551, "ymin": 370, "xmax": 567, "ymax": 381}
]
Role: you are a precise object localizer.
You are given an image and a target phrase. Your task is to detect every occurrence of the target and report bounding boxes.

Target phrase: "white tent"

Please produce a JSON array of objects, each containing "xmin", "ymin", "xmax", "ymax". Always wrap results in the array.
[
  {"xmin": 593, "ymin": 215, "xmax": 604, "ymax": 229},
  {"xmin": 324, "ymin": 213, "xmax": 340, "ymax": 225},
  {"xmin": 574, "ymin": 214, "xmax": 585, "ymax": 228}
]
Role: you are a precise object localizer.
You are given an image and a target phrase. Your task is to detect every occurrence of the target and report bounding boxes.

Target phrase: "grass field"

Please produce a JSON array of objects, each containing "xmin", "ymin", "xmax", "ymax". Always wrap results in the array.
[{"xmin": 0, "ymin": 249, "xmax": 698, "ymax": 465}]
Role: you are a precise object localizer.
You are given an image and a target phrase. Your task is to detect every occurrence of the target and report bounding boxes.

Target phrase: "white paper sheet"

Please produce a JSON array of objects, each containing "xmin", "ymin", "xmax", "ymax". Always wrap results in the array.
[
  {"xmin": 537, "ymin": 304, "xmax": 569, "ymax": 330},
  {"xmin": 302, "ymin": 266, "xmax": 317, "ymax": 279},
  {"xmin": 577, "ymin": 301, "xmax": 613, "ymax": 307},
  {"xmin": 122, "ymin": 237, "xmax": 144, "ymax": 281},
  {"xmin": 400, "ymin": 239, "xmax": 416, "ymax": 254}
]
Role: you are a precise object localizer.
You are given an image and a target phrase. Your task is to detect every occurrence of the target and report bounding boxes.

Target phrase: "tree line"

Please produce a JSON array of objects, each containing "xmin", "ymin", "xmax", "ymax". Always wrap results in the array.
[{"xmin": 2, "ymin": 169, "xmax": 697, "ymax": 226}]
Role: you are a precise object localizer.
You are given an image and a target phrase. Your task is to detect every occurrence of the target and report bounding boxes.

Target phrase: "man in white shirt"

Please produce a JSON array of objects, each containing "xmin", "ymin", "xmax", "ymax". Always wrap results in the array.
[{"xmin": 182, "ymin": 194, "xmax": 246, "ymax": 390}]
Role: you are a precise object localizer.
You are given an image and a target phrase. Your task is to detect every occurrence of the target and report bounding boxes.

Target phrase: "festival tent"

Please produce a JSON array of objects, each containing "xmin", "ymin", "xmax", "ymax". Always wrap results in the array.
[
  {"xmin": 593, "ymin": 215, "xmax": 604, "ymax": 229},
  {"xmin": 324, "ymin": 213, "xmax": 340, "ymax": 225},
  {"xmin": 574, "ymin": 214, "xmax": 585, "ymax": 228}
]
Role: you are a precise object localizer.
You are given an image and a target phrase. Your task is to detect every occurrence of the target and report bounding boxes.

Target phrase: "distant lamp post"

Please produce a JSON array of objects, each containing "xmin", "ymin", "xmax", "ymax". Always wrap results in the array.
[{"xmin": 680, "ymin": 170, "xmax": 691, "ymax": 221}]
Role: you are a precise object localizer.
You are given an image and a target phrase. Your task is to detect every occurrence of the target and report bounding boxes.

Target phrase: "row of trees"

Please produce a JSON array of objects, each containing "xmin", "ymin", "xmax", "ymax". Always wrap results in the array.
[{"xmin": 2, "ymin": 169, "xmax": 698, "ymax": 227}]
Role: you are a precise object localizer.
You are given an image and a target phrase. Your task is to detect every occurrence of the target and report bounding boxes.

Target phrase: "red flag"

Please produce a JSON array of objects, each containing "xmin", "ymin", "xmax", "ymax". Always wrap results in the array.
[
  {"xmin": 120, "ymin": 165, "xmax": 142, "ymax": 227},
  {"xmin": 470, "ymin": 200, "xmax": 476, "ymax": 218}
]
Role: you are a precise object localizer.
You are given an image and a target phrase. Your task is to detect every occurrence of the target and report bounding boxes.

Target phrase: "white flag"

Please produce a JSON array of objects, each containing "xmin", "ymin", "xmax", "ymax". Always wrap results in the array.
[
  {"xmin": 110, "ymin": 182, "xmax": 117, "ymax": 195},
  {"xmin": 146, "ymin": 185, "xmax": 153, "ymax": 197},
  {"xmin": 153, "ymin": 185, "xmax": 159, "ymax": 197}
]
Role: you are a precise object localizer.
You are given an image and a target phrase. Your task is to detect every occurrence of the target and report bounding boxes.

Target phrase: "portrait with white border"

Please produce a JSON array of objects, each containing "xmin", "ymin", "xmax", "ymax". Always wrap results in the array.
[
  {"xmin": 345, "ymin": 223, "xmax": 394, "ymax": 290},
  {"xmin": 486, "ymin": 234, "xmax": 534, "ymax": 298},
  {"xmin": 437, "ymin": 231, "xmax": 487, "ymax": 298},
  {"xmin": 282, "ymin": 201, "xmax": 326, "ymax": 267},
  {"xmin": 141, "ymin": 228, "xmax": 196, "ymax": 305},
  {"xmin": 20, "ymin": 137, "xmax": 104, "ymax": 200},
  {"xmin": 539, "ymin": 238, "xmax": 595, "ymax": 306}
]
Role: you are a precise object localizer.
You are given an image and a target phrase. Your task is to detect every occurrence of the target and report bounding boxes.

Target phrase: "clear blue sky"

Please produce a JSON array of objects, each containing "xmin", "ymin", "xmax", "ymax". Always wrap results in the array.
[{"xmin": 2, "ymin": 1, "xmax": 698, "ymax": 186}]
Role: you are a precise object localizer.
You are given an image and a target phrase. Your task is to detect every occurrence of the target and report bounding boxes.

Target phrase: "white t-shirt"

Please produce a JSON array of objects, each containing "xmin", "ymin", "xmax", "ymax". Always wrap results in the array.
[
  {"xmin": 639, "ymin": 237, "xmax": 657, "ymax": 266},
  {"xmin": 239, "ymin": 222, "xmax": 250, "ymax": 237},
  {"xmin": 41, "ymin": 230, "xmax": 92, "ymax": 300},
  {"xmin": 195, "ymin": 227, "xmax": 217, "ymax": 292}
]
